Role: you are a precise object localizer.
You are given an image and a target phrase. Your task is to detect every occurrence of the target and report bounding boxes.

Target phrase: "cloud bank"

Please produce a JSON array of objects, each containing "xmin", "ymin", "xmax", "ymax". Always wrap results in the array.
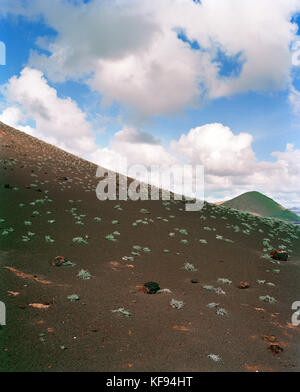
[
  {"xmin": 1, "ymin": 0, "xmax": 300, "ymax": 117},
  {"xmin": 1, "ymin": 67, "xmax": 300, "ymax": 207},
  {"xmin": 1, "ymin": 1, "xmax": 300, "ymax": 206}
]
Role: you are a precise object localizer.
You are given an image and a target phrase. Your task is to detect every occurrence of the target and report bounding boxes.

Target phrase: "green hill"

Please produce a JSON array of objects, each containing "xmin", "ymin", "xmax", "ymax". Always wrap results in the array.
[{"xmin": 221, "ymin": 191, "xmax": 300, "ymax": 223}]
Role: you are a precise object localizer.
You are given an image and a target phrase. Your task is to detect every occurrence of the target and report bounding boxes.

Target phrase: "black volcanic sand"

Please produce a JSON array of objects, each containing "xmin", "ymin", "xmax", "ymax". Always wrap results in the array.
[{"xmin": 0, "ymin": 122, "xmax": 300, "ymax": 372}]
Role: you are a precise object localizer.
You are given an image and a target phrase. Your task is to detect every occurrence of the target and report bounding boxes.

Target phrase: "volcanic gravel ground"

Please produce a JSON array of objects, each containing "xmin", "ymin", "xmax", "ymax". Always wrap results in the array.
[{"xmin": 0, "ymin": 121, "xmax": 299, "ymax": 372}]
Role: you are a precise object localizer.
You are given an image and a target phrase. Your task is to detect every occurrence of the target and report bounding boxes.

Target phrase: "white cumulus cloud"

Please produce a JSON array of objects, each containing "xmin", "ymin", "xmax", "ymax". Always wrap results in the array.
[
  {"xmin": 2, "ymin": 0, "xmax": 300, "ymax": 116},
  {"xmin": 1, "ymin": 67, "xmax": 97, "ymax": 157},
  {"xmin": 171, "ymin": 123, "xmax": 255, "ymax": 176}
]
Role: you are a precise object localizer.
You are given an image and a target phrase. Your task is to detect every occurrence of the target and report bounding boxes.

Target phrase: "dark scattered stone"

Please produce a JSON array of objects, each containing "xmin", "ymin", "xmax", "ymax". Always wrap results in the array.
[
  {"xmin": 238, "ymin": 282, "xmax": 250, "ymax": 289},
  {"xmin": 44, "ymin": 300, "xmax": 54, "ymax": 306},
  {"xmin": 57, "ymin": 175, "xmax": 68, "ymax": 181},
  {"xmin": 270, "ymin": 249, "xmax": 288, "ymax": 261},
  {"xmin": 143, "ymin": 281, "xmax": 160, "ymax": 294},
  {"xmin": 51, "ymin": 256, "xmax": 67, "ymax": 267},
  {"xmin": 263, "ymin": 335, "xmax": 277, "ymax": 343},
  {"xmin": 268, "ymin": 343, "xmax": 283, "ymax": 354}
]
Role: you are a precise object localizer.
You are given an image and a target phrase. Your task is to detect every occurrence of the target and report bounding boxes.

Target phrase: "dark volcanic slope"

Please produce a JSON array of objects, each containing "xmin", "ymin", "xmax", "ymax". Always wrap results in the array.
[
  {"xmin": 0, "ymin": 121, "xmax": 300, "ymax": 372},
  {"xmin": 222, "ymin": 191, "xmax": 300, "ymax": 223}
]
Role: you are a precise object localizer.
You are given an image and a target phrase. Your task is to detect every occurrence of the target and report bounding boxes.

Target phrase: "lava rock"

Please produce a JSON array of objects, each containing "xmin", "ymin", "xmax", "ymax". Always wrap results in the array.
[
  {"xmin": 270, "ymin": 249, "xmax": 288, "ymax": 261},
  {"xmin": 268, "ymin": 343, "xmax": 283, "ymax": 354},
  {"xmin": 143, "ymin": 281, "xmax": 160, "ymax": 294},
  {"xmin": 238, "ymin": 282, "xmax": 250, "ymax": 289},
  {"xmin": 52, "ymin": 256, "xmax": 67, "ymax": 267}
]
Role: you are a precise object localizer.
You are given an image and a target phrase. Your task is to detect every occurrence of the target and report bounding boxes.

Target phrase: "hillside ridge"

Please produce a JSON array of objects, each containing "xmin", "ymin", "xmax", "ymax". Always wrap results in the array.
[{"xmin": 221, "ymin": 191, "xmax": 300, "ymax": 223}]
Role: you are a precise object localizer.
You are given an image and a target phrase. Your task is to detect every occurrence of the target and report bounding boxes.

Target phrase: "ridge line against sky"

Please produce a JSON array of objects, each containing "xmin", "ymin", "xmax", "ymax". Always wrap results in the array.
[{"xmin": 0, "ymin": 0, "xmax": 300, "ymax": 207}]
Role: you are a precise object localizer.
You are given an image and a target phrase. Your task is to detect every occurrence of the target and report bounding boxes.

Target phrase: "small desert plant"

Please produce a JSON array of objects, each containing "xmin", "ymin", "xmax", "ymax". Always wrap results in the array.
[
  {"xmin": 179, "ymin": 229, "xmax": 188, "ymax": 235},
  {"xmin": 105, "ymin": 234, "xmax": 117, "ymax": 242},
  {"xmin": 2, "ymin": 227, "xmax": 14, "ymax": 235},
  {"xmin": 184, "ymin": 262, "xmax": 197, "ymax": 271},
  {"xmin": 261, "ymin": 254, "xmax": 271, "ymax": 260},
  {"xmin": 217, "ymin": 278, "xmax": 232, "ymax": 285},
  {"xmin": 72, "ymin": 237, "xmax": 88, "ymax": 244},
  {"xmin": 216, "ymin": 308, "xmax": 228, "ymax": 316},
  {"xmin": 77, "ymin": 269, "xmax": 92, "ymax": 279},
  {"xmin": 207, "ymin": 354, "xmax": 222, "ymax": 362},
  {"xmin": 170, "ymin": 299, "xmax": 184, "ymax": 309},
  {"xmin": 122, "ymin": 256, "xmax": 134, "ymax": 262},
  {"xmin": 203, "ymin": 285, "xmax": 215, "ymax": 291},
  {"xmin": 131, "ymin": 251, "xmax": 140, "ymax": 256},
  {"xmin": 45, "ymin": 235, "xmax": 55, "ymax": 243},
  {"xmin": 259, "ymin": 295, "xmax": 277, "ymax": 304},
  {"xmin": 207, "ymin": 302, "xmax": 220, "ymax": 308},
  {"xmin": 67, "ymin": 294, "xmax": 80, "ymax": 302},
  {"xmin": 214, "ymin": 287, "xmax": 226, "ymax": 295},
  {"xmin": 61, "ymin": 260, "xmax": 76, "ymax": 267},
  {"xmin": 157, "ymin": 288, "xmax": 172, "ymax": 294},
  {"xmin": 111, "ymin": 308, "xmax": 131, "ymax": 317}
]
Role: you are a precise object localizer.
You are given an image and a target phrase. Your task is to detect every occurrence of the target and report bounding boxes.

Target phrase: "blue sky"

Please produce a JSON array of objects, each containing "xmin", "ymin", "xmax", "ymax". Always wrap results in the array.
[{"xmin": 0, "ymin": 0, "xmax": 300, "ymax": 207}]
